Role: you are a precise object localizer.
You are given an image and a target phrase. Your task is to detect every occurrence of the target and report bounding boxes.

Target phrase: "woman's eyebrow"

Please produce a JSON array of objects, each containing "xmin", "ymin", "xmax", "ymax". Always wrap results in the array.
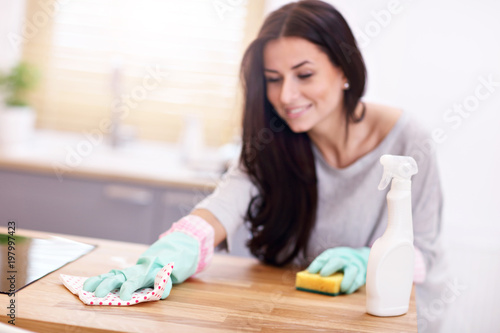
[{"xmin": 264, "ymin": 60, "xmax": 312, "ymax": 73}]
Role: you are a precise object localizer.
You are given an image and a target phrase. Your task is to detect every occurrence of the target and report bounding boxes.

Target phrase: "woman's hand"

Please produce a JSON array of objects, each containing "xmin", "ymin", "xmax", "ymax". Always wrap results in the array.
[
  {"xmin": 307, "ymin": 247, "xmax": 370, "ymax": 294},
  {"xmin": 83, "ymin": 215, "xmax": 215, "ymax": 301},
  {"xmin": 83, "ymin": 232, "xmax": 199, "ymax": 301},
  {"xmin": 83, "ymin": 256, "xmax": 174, "ymax": 300}
]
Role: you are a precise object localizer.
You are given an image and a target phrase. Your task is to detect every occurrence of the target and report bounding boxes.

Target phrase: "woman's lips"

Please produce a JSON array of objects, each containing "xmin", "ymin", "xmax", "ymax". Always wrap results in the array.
[{"xmin": 285, "ymin": 104, "xmax": 312, "ymax": 119}]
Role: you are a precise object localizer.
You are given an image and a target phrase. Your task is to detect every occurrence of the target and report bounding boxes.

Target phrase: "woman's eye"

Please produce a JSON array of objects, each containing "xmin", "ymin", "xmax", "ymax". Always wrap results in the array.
[
  {"xmin": 265, "ymin": 77, "xmax": 281, "ymax": 83},
  {"xmin": 298, "ymin": 73, "xmax": 313, "ymax": 79}
]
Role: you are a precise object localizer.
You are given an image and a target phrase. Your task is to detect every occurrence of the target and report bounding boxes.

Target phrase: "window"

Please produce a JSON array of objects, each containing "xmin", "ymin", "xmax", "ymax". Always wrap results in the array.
[{"xmin": 23, "ymin": 0, "xmax": 264, "ymax": 146}]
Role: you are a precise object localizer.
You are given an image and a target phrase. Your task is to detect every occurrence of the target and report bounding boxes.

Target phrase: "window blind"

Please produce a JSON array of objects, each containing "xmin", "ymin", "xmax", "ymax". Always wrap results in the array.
[{"xmin": 23, "ymin": 0, "xmax": 263, "ymax": 146}]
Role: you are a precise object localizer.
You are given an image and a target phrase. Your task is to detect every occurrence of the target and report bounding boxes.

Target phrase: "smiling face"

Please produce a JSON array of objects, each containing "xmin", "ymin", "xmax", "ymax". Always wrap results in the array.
[{"xmin": 263, "ymin": 37, "xmax": 348, "ymax": 134}]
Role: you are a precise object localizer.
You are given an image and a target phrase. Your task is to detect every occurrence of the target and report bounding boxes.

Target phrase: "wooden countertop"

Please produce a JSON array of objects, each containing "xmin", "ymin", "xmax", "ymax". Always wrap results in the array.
[
  {"xmin": 0, "ymin": 130, "xmax": 230, "ymax": 190},
  {"xmin": 0, "ymin": 229, "xmax": 418, "ymax": 332}
]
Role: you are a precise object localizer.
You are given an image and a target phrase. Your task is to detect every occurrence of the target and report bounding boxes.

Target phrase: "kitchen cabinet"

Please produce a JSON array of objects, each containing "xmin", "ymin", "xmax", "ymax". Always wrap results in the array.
[{"xmin": 0, "ymin": 168, "xmax": 209, "ymax": 244}]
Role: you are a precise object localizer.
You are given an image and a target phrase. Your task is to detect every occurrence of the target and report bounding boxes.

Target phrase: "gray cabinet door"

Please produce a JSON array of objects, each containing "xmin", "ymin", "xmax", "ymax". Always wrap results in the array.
[{"xmin": 0, "ymin": 169, "xmax": 157, "ymax": 244}]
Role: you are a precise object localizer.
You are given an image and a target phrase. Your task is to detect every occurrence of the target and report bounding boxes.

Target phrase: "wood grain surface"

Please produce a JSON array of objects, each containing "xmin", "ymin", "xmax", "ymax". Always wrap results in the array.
[{"xmin": 0, "ymin": 228, "xmax": 418, "ymax": 332}]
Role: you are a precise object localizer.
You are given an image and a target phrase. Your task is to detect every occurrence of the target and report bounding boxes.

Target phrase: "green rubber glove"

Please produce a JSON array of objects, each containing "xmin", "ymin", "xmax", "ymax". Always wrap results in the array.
[
  {"xmin": 307, "ymin": 247, "xmax": 370, "ymax": 294},
  {"xmin": 83, "ymin": 232, "xmax": 199, "ymax": 301}
]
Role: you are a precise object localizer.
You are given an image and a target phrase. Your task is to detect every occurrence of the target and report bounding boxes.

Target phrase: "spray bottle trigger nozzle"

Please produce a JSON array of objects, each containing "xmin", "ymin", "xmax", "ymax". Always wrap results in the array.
[
  {"xmin": 378, "ymin": 171, "xmax": 392, "ymax": 190},
  {"xmin": 377, "ymin": 155, "xmax": 418, "ymax": 191}
]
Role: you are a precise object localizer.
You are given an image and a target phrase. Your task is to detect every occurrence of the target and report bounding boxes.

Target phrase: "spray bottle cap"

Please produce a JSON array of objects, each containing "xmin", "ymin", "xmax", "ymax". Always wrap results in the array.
[{"xmin": 378, "ymin": 155, "xmax": 418, "ymax": 190}]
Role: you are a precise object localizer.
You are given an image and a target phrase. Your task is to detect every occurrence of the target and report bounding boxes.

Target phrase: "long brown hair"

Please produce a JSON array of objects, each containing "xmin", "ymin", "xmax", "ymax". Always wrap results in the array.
[{"xmin": 240, "ymin": 0, "xmax": 367, "ymax": 266}]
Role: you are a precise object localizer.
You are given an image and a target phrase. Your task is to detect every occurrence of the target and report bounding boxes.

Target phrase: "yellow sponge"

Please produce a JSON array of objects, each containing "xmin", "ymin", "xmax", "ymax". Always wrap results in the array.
[{"xmin": 295, "ymin": 270, "xmax": 344, "ymax": 296}]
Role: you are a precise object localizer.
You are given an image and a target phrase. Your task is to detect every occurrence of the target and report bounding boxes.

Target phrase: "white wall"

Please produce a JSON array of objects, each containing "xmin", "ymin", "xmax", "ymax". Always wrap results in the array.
[
  {"xmin": 264, "ymin": 1, "xmax": 500, "ymax": 332},
  {"xmin": 0, "ymin": 0, "xmax": 26, "ymax": 70}
]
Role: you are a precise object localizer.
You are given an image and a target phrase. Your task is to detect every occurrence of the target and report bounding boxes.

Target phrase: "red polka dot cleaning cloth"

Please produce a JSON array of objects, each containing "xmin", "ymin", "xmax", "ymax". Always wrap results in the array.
[{"xmin": 59, "ymin": 263, "xmax": 174, "ymax": 306}]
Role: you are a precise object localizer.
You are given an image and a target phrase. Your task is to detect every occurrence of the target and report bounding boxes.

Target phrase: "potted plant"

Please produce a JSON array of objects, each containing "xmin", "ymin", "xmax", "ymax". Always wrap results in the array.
[{"xmin": 0, "ymin": 61, "xmax": 40, "ymax": 145}]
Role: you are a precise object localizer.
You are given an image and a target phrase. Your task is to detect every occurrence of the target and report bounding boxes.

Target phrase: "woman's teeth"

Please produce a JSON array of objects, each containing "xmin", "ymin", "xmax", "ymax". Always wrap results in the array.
[
  {"xmin": 288, "ymin": 105, "xmax": 310, "ymax": 114},
  {"xmin": 290, "ymin": 107, "xmax": 305, "ymax": 114}
]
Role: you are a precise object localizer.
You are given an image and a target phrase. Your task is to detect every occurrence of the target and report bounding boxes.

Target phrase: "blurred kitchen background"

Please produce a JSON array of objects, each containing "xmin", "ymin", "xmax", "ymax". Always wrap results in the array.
[{"xmin": 0, "ymin": 0, "xmax": 499, "ymax": 331}]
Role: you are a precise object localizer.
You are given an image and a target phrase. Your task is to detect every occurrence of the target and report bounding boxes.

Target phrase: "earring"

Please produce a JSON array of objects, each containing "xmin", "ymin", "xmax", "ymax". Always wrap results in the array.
[{"xmin": 343, "ymin": 82, "xmax": 350, "ymax": 90}]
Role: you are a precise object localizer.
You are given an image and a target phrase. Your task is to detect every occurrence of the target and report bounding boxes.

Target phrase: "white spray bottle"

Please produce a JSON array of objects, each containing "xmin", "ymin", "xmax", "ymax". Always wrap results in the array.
[{"xmin": 366, "ymin": 154, "xmax": 418, "ymax": 317}]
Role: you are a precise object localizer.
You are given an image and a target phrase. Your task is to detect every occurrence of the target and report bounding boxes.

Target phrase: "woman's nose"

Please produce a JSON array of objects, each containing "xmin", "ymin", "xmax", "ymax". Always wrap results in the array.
[{"xmin": 280, "ymin": 77, "xmax": 300, "ymax": 105}]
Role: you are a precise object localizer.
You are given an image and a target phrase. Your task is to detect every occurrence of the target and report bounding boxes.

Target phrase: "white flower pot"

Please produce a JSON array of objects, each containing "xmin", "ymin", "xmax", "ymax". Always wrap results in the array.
[{"xmin": 0, "ymin": 106, "xmax": 36, "ymax": 146}]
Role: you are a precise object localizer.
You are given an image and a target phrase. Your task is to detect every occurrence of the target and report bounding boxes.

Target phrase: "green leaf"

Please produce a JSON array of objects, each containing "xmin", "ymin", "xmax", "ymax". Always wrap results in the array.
[{"xmin": 0, "ymin": 61, "xmax": 40, "ymax": 107}]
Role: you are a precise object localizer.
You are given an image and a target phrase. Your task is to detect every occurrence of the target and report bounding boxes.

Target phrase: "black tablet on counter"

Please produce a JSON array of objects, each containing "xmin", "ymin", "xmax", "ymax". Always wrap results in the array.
[{"xmin": 0, "ymin": 233, "xmax": 95, "ymax": 294}]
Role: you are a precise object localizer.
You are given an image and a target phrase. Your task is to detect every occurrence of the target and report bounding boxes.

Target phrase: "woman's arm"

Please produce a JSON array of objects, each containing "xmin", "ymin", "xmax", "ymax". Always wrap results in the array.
[
  {"xmin": 191, "ymin": 161, "xmax": 258, "ymax": 252},
  {"xmin": 191, "ymin": 208, "xmax": 227, "ymax": 248}
]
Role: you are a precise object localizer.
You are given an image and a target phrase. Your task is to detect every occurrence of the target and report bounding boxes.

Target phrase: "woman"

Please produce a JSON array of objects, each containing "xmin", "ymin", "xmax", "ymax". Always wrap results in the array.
[{"xmin": 84, "ymin": 1, "xmax": 445, "ymax": 331}]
